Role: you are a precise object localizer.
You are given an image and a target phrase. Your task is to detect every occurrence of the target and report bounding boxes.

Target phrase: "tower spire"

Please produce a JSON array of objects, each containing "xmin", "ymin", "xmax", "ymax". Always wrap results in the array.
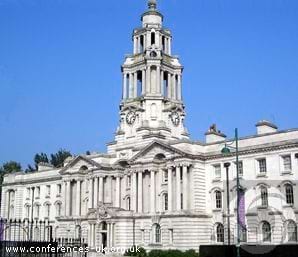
[{"xmin": 148, "ymin": 0, "xmax": 157, "ymax": 10}]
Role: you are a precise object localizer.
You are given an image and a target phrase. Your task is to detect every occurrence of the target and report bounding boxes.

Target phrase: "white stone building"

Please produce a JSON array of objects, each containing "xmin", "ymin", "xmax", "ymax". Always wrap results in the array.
[{"xmin": 1, "ymin": 0, "xmax": 298, "ymax": 252}]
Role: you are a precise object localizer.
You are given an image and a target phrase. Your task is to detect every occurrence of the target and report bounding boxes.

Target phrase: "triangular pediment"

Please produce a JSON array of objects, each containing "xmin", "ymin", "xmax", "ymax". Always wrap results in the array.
[
  {"xmin": 129, "ymin": 141, "xmax": 188, "ymax": 163},
  {"xmin": 59, "ymin": 155, "xmax": 101, "ymax": 175}
]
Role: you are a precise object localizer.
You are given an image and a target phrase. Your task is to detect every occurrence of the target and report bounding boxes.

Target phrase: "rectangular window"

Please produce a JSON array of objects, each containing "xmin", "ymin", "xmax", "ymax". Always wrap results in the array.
[
  {"xmin": 283, "ymin": 155, "xmax": 292, "ymax": 172},
  {"xmin": 57, "ymin": 184, "xmax": 62, "ymax": 195},
  {"xmin": 46, "ymin": 185, "xmax": 51, "ymax": 196},
  {"xmin": 258, "ymin": 159, "xmax": 267, "ymax": 174},
  {"xmin": 127, "ymin": 176, "xmax": 131, "ymax": 188},
  {"xmin": 26, "ymin": 188, "xmax": 30, "ymax": 199},
  {"xmin": 214, "ymin": 165, "xmax": 221, "ymax": 179},
  {"xmin": 36, "ymin": 187, "xmax": 40, "ymax": 198},
  {"xmin": 169, "ymin": 229, "xmax": 174, "ymax": 245},
  {"xmin": 237, "ymin": 161, "xmax": 243, "ymax": 176},
  {"xmin": 163, "ymin": 170, "xmax": 168, "ymax": 183}
]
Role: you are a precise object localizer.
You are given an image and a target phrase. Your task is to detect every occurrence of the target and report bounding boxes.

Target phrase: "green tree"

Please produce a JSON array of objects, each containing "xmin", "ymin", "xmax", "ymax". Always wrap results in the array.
[
  {"xmin": 50, "ymin": 149, "xmax": 72, "ymax": 168},
  {"xmin": 34, "ymin": 152, "xmax": 49, "ymax": 166}
]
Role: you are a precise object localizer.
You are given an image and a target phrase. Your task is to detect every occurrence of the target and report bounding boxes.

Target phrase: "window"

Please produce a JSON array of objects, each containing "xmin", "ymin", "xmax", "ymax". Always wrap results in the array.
[
  {"xmin": 163, "ymin": 170, "xmax": 168, "ymax": 183},
  {"xmin": 36, "ymin": 187, "xmax": 40, "ymax": 198},
  {"xmin": 127, "ymin": 176, "xmax": 131, "ymax": 188},
  {"xmin": 46, "ymin": 185, "xmax": 51, "ymax": 196},
  {"xmin": 262, "ymin": 221, "xmax": 271, "ymax": 242},
  {"xmin": 215, "ymin": 191, "xmax": 222, "ymax": 209},
  {"xmin": 288, "ymin": 221, "xmax": 297, "ymax": 242},
  {"xmin": 216, "ymin": 223, "xmax": 224, "ymax": 243},
  {"xmin": 181, "ymin": 193, "xmax": 183, "ymax": 210},
  {"xmin": 45, "ymin": 204, "xmax": 51, "ymax": 218},
  {"xmin": 283, "ymin": 155, "xmax": 292, "ymax": 172},
  {"xmin": 56, "ymin": 203, "xmax": 62, "ymax": 217},
  {"xmin": 214, "ymin": 165, "xmax": 221, "ymax": 179},
  {"xmin": 152, "ymin": 224, "xmax": 161, "ymax": 244},
  {"xmin": 285, "ymin": 184, "xmax": 294, "ymax": 205},
  {"xmin": 180, "ymin": 169, "xmax": 183, "ymax": 181},
  {"xmin": 261, "ymin": 187, "xmax": 268, "ymax": 207},
  {"xmin": 258, "ymin": 159, "xmax": 267, "ymax": 174},
  {"xmin": 25, "ymin": 205, "xmax": 30, "ymax": 218},
  {"xmin": 126, "ymin": 197, "xmax": 131, "ymax": 211},
  {"xmin": 57, "ymin": 184, "xmax": 62, "ymax": 195},
  {"xmin": 151, "ymin": 32, "xmax": 155, "ymax": 45},
  {"xmin": 169, "ymin": 229, "xmax": 173, "ymax": 245},
  {"xmin": 26, "ymin": 188, "xmax": 30, "ymax": 199},
  {"xmin": 163, "ymin": 193, "xmax": 168, "ymax": 211},
  {"xmin": 34, "ymin": 205, "xmax": 40, "ymax": 218},
  {"xmin": 235, "ymin": 161, "xmax": 243, "ymax": 177}
]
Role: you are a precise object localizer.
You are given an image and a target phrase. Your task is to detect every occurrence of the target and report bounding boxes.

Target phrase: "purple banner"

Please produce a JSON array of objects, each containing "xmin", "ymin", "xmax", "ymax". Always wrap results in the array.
[{"xmin": 239, "ymin": 191, "xmax": 246, "ymax": 228}]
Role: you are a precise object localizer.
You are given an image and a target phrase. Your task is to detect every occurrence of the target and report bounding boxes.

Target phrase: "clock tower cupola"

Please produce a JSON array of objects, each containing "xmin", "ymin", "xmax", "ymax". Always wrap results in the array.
[{"xmin": 114, "ymin": 0, "xmax": 189, "ymax": 146}]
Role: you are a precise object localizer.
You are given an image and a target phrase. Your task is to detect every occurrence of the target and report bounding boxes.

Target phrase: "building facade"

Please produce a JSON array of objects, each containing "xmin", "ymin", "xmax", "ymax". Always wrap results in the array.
[{"xmin": 1, "ymin": 0, "xmax": 298, "ymax": 253}]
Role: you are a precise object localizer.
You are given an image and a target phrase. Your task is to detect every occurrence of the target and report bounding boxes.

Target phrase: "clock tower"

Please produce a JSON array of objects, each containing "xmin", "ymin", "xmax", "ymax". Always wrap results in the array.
[{"xmin": 113, "ymin": 0, "xmax": 189, "ymax": 149}]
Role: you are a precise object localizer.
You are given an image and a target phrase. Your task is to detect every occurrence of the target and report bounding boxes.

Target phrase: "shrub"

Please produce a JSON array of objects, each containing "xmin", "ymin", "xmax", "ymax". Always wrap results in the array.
[{"xmin": 148, "ymin": 249, "xmax": 199, "ymax": 257}]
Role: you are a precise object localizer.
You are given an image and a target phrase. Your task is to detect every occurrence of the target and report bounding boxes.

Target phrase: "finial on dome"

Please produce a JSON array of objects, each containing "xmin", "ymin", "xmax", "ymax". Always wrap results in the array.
[{"xmin": 148, "ymin": 0, "xmax": 157, "ymax": 10}]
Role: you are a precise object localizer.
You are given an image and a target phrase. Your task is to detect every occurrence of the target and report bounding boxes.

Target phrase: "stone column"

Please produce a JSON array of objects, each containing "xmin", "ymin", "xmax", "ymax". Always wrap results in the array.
[
  {"xmin": 167, "ymin": 72, "xmax": 171, "ymax": 98},
  {"xmin": 176, "ymin": 166, "xmax": 181, "ymax": 211},
  {"xmin": 142, "ymin": 69, "xmax": 146, "ymax": 95},
  {"xmin": 156, "ymin": 66, "xmax": 161, "ymax": 94},
  {"xmin": 66, "ymin": 181, "xmax": 71, "ymax": 216},
  {"xmin": 99, "ymin": 176, "xmax": 104, "ymax": 203},
  {"xmin": 165, "ymin": 38, "xmax": 168, "ymax": 53},
  {"xmin": 110, "ymin": 223, "xmax": 114, "ymax": 247},
  {"xmin": 133, "ymin": 37, "xmax": 137, "ymax": 54},
  {"xmin": 169, "ymin": 37, "xmax": 172, "ymax": 55},
  {"xmin": 146, "ymin": 67, "xmax": 151, "ymax": 94},
  {"xmin": 150, "ymin": 170, "xmax": 156, "ymax": 213},
  {"xmin": 134, "ymin": 72, "xmax": 138, "ymax": 97},
  {"xmin": 131, "ymin": 172, "xmax": 137, "ymax": 211},
  {"xmin": 107, "ymin": 223, "xmax": 111, "ymax": 248},
  {"xmin": 160, "ymin": 70, "xmax": 164, "ymax": 96},
  {"xmin": 76, "ymin": 180, "xmax": 81, "ymax": 216},
  {"xmin": 115, "ymin": 176, "xmax": 121, "ymax": 208},
  {"xmin": 138, "ymin": 171, "xmax": 143, "ymax": 213},
  {"xmin": 183, "ymin": 165, "xmax": 188, "ymax": 210},
  {"xmin": 94, "ymin": 176, "xmax": 98, "ymax": 208},
  {"xmin": 129, "ymin": 73, "xmax": 133, "ymax": 98},
  {"xmin": 168, "ymin": 167, "xmax": 173, "ymax": 212},
  {"xmin": 172, "ymin": 74, "xmax": 176, "ymax": 99},
  {"xmin": 177, "ymin": 74, "xmax": 182, "ymax": 100},
  {"xmin": 88, "ymin": 178, "xmax": 93, "ymax": 209},
  {"xmin": 123, "ymin": 73, "xmax": 127, "ymax": 99},
  {"xmin": 137, "ymin": 36, "xmax": 140, "ymax": 53},
  {"xmin": 62, "ymin": 182, "xmax": 66, "ymax": 216}
]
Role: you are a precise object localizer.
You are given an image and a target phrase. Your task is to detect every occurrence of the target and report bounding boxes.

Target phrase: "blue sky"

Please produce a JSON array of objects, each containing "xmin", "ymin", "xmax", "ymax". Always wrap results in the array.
[{"xmin": 0, "ymin": 0, "xmax": 298, "ymax": 168}]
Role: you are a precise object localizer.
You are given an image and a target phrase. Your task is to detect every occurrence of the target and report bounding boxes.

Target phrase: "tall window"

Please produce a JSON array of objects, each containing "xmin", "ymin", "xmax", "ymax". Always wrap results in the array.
[
  {"xmin": 151, "ymin": 32, "xmax": 155, "ymax": 45},
  {"xmin": 261, "ymin": 187, "xmax": 268, "ymax": 207},
  {"xmin": 262, "ymin": 221, "xmax": 271, "ymax": 242},
  {"xmin": 45, "ymin": 204, "xmax": 51, "ymax": 218},
  {"xmin": 214, "ymin": 165, "xmax": 221, "ymax": 179},
  {"xmin": 258, "ymin": 159, "xmax": 267, "ymax": 174},
  {"xmin": 163, "ymin": 170, "xmax": 168, "ymax": 183},
  {"xmin": 216, "ymin": 223, "xmax": 224, "ymax": 243},
  {"xmin": 34, "ymin": 205, "xmax": 40, "ymax": 218},
  {"xmin": 152, "ymin": 224, "xmax": 161, "ymax": 244},
  {"xmin": 288, "ymin": 220, "xmax": 297, "ymax": 242},
  {"xmin": 127, "ymin": 176, "xmax": 131, "ymax": 188},
  {"xmin": 236, "ymin": 161, "xmax": 243, "ymax": 177},
  {"xmin": 285, "ymin": 184, "xmax": 294, "ymax": 205},
  {"xmin": 126, "ymin": 197, "xmax": 131, "ymax": 211},
  {"xmin": 36, "ymin": 187, "xmax": 40, "ymax": 198},
  {"xmin": 163, "ymin": 193, "xmax": 168, "ymax": 211},
  {"xmin": 283, "ymin": 155, "xmax": 292, "ymax": 172},
  {"xmin": 56, "ymin": 203, "xmax": 62, "ymax": 217},
  {"xmin": 57, "ymin": 184, "xmax": 62, "ymax": 195},
  {"xmin": 46, "ymin": 185, "xmax": 51, "ymax": 196},
  {"xmin": 215, "ymin": 191, "xmax": 222, "ymax": 209},
  {"xmin": 25, "ymin": 205, "xmax": 30, "ymax": 219}
]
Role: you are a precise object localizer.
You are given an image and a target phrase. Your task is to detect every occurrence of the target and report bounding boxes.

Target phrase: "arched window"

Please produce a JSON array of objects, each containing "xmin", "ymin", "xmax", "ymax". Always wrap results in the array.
[
  {"xmin": 287, "ymin": 220, "xmax": 297, "ymax": 242},
  {"xmin": 285, "ymin": 184, "xmax": 294, "ymax": 205},
  {"xmin": 126, "ymin": 197, "xmax": 131, "ymax": 211},
  {"xmin": 25, "ymin": 205, "xmax": 30, "ymax": 219},
  {"xmin": 216, "ymin": 223, "xmax": 224, "ymax": 243},
  {"xmin": 44, "ymin": 203, "xmax": 51, "ymax": 218},
  {"xmin": 260, "ymin": 187, "xmax": 268, "ymax": 207},
  {"xmin": 163, "ymin": 193, "xmax": 168, "ymax": 211},
  {"xmin": 56, "ymin": 202, "xmax": 62, "ymax": 217},
  {"xmin": 152, "ymin": 224, "xmax": 161, "ymax": 244},
  {"xmin": 140, "ymin": 35, "xmax": 144, "ymax": 52},
  {"xmin": 151, "ymin": 32, "xmax": 155, "ymax": 45},
  {"xmin": 215, "ymin": 191, "xmax": 222, "ymax": 209},
  {"xmin": 262, "ymin": 221, "xmax": 271, "ymax": 242}
]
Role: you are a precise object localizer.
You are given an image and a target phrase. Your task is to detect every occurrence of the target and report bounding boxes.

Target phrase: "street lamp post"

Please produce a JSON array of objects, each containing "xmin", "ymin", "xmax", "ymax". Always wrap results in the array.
[
  {"xmin": 221, "ymin": 128, "xmax": 240, "ymax": 257},
  {"xmin": 224, "ymin": 162, "xmax": 231, "ymax": 245}
]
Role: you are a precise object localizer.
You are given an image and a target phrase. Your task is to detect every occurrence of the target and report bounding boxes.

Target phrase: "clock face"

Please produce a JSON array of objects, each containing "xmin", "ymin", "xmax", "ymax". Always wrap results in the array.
[
  {"xmin": 126, "ymin": 111, "xmax": 136, "ymax": 125},
  {"xmin": 171, "ymin": 111, "xmax": 180, "ymax": 126}
]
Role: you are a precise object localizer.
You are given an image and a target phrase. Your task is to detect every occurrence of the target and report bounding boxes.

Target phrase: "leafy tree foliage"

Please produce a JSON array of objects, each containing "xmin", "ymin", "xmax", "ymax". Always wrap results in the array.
[
  {"xmin": 50, "ymin": 149, "xmax": 72, "ymax": 168},
  {"xmin": 124, "ymin": 246, "xmax": 147, "ymax": 257}
]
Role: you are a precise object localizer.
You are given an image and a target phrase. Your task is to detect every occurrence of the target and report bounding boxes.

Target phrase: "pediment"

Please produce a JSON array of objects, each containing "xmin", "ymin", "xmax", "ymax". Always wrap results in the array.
[
  {"xmin": 59, "ymin": 156, "xmax": 101, "ymax": 175},
  {"xmin": 129, "ymin": 141, "xmax": 188, "ymax": 163}
]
